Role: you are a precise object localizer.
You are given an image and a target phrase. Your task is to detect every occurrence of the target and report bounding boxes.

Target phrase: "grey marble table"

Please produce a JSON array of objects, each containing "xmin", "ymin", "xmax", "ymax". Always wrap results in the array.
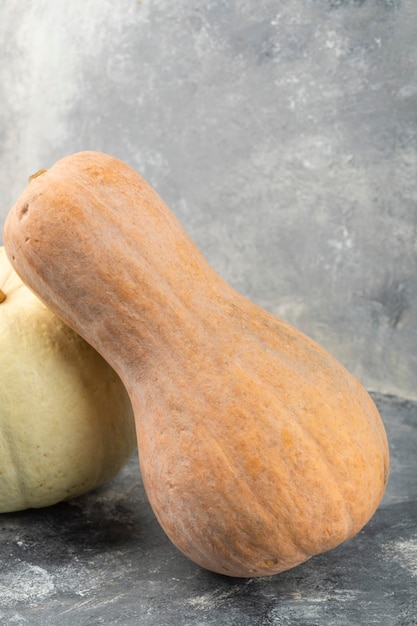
[{"xmin": 0, "ymin": 392, "xmax": 416, "ymax": 625}]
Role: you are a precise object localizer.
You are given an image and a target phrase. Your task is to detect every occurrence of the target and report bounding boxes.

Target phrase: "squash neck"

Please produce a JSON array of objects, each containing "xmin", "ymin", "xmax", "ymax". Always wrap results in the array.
[{"xmin": 105, "ymin": 267, "xmax": 237, "ymax": 390}]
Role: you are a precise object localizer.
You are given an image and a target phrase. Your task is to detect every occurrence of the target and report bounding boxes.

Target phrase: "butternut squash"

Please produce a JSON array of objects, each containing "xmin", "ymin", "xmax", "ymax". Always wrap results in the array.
[{"xmin": 4, "ymin": 151, "xmax": 389, "ymax": 577}]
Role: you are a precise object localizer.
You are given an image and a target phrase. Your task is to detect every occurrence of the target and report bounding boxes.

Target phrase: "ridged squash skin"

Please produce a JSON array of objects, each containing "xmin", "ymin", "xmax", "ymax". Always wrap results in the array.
[
  {"xmin": 4, "ymin": 151, "xmax": 389, "ymax": 577},
  {"xmin": 0, "ymin": 246, "xmax": 136, "ymax": 512}
]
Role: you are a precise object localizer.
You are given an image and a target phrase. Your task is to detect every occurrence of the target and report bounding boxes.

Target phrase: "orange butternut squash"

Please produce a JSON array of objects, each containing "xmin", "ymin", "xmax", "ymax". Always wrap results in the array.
[{"xmin": 4, "ymin": 151, "xmax": 389, "ymax": 577}]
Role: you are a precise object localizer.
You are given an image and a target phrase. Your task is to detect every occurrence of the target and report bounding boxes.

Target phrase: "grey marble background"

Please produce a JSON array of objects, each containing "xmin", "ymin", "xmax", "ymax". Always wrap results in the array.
[{"xmin": 1, "ymin": 0, "xmax": 416, "ymax": 399}]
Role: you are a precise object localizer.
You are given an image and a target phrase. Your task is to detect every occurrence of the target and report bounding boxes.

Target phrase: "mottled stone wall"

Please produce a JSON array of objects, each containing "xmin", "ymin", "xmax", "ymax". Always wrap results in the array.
[{"xmin": 1, "ymin": 0, "xmax": 416, "ymax": 399}]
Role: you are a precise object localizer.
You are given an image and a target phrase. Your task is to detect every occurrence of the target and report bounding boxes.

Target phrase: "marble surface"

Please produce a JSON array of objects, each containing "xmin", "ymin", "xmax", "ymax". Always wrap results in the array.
[{"xmin": 0, "ymin": 392, "xmax": 416, "ymax": 625}]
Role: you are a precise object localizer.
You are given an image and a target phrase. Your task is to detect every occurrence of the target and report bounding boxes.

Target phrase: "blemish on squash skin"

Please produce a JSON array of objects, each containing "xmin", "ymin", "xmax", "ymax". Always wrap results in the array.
[
  {"xmin": 19, "ymin": 203, "xmax": 29, "ymax": 220},
  {"xmin": 0, "ymin": 289, "xmax": 6, "ymax": 303}
]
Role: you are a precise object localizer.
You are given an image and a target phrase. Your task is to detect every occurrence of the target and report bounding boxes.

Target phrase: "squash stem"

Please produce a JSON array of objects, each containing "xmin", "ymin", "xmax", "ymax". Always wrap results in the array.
[
  {"xmin": 29, "ymin": 168, "xmax": 48, "ymax": 182},
  {"xmin": 0, "ymin": 289, "xmax": 6, "ymax": 303}
]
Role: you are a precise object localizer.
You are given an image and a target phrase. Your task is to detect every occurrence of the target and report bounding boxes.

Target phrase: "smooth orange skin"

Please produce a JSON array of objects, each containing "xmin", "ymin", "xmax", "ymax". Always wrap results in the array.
[{"xmin": 4, "ymin": 151, "xmax": 389, "ymax": 577}]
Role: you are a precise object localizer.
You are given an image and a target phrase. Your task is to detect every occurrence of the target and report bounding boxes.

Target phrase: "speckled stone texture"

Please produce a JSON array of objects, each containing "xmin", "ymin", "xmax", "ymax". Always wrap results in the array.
[
  {"xmin": 0, "ymin": 393, "xmax": 416, "ymax": 625},
  {"xmin": 0, "ymin": 0, "xmax": 417, "ymax": 399}
]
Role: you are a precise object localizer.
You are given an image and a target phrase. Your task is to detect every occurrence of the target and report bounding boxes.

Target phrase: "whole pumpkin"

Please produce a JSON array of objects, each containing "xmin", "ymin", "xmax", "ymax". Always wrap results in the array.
[
  {"xmin": 4, "ymin": 151, "xmax": 389, "ymax": 576},
  {"xmin": 0, "ymin": 246, "xmax": 136, "ymax": 512}
]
